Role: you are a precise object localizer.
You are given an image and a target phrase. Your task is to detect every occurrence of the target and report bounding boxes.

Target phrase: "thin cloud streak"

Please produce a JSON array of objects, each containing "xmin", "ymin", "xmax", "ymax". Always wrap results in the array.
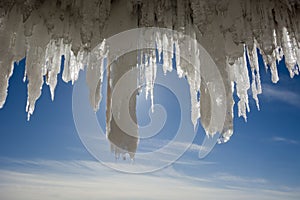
[
  {"xmin": 271, "ymin": 136, "xmax": 299, "ymax": 145},
  {"xmin": 213, "ymin": 172, "xmax": 268, "ymax": 185}
]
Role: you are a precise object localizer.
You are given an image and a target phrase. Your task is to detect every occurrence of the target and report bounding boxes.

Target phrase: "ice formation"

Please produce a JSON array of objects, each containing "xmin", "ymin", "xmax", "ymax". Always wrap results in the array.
[{"xmin": 0, "ymin": 0, "xmax": 300, "ymax": 157}]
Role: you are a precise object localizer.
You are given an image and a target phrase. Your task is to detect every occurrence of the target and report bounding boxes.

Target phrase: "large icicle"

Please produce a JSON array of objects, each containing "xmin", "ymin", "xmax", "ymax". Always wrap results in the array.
[
  {"xmin": 162, "ymin": 33, "xmax": 173, "ymax": 74},
  {"xmin": 44, "ymin": 39, "xmax": 64, "ymax": 101},
  {"xmin": 0, "ymin": 61, "xmax": 14, "ymax": 109},
  {"xmin": 86, "ymin": 39, "xmax": 107, "ymax": 111},
  {"xmin": 144, "ymin": 51, "xmax": 157, "ymax": 112},
  {"xmin": 24, "ymin": 23, "xmax": 49, "ymax": 120},
  {"xmin": 179, "ymin": 29, "xmax": 201, "ymax": 129},
  {"xmin": 228, "ymin": 48, "xmax": 250, "ymax": 121},
  {"xmin": 24, "ymin": 45, "xmax": 45, "ymax": 121},
  {"xmin": 282, "ymin": 27, "xmax": 299, "ymax": 78},
  {"xmin": 247, "ymin": 40, "xmax": 261, "ymax": 109},
  {"xmin": 0, "ymin": 37, "xmax": 14, "ymax": 109},
  {"xmin": 0, "ymin": 6, "xmax": 24, "ymax": 109}
]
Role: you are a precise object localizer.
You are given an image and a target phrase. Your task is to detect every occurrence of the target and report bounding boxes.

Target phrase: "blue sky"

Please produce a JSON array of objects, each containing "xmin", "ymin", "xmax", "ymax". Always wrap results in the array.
[{"xmin": 0, "ymin": 54, "xmax": 300, "ymax": 199}]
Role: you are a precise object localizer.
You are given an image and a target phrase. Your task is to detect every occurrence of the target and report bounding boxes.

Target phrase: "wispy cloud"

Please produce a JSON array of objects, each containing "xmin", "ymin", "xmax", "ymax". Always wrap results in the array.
[
  {"xmin": 0, "ymin": 159, "xmax": 299, "ymax": 200},
  {"xmin": 213, "ymin": 172, "xmax": 268, "ymax": 185},
  {"xmin": 139, "ymin": 138, "xmax": 215, "ymax": 154},
  {"xmin": 262, "ymin": 84, "xmax": 300, "ymax": 108},
  {"xmin": 271, "ymin": 136, "xmax": 299, "ymax": 145}
]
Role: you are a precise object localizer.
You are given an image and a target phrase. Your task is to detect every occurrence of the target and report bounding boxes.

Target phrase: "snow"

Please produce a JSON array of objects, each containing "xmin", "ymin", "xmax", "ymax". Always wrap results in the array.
[{"xmin": 1, "ymin": 0, "xmax": 300, "ymax": 156}]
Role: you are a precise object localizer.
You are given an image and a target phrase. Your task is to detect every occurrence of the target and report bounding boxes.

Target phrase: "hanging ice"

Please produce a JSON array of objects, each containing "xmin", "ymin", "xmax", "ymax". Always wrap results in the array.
[
  {"xmin": 247, "ymin": 40, "xmax": 262, "ymax": 110},
  {"xmin": 228, "ymin": 48, "xmax": 251, "ymax": 121},
  {"xmin": 1, "ymin": 0, "xmax": 300, "ymax": 158}
]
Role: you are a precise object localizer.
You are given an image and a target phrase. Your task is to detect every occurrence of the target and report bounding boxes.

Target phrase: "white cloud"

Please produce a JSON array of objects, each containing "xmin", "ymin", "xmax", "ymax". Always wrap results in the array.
[
  {"xmin": 0, "ymin": 159, "xmax": 299, "ymax": 200},
  {"xmin": 262, "ymin": 84, "xmax": 300, "ymax": 108},
  {"xmin": 140, "ymin": 138, "xmax": 215, "ymax": 155},
  {"xmin": 271, "ymin": 136, "xmax": 299, "ymax": 145}
]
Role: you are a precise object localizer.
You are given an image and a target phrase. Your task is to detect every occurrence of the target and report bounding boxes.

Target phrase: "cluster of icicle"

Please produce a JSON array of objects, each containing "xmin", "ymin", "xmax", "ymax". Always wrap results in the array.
[
  {"xmin": 227, "ymin": 27, "xmax": 300, "ymax": 122},
  {"xmin": 137, "ymin": 31, "xmax": 201, "ymax": 128},
  {"xmin": 0, "ymin": 0, "xmax": 300, "ymax": 146}
]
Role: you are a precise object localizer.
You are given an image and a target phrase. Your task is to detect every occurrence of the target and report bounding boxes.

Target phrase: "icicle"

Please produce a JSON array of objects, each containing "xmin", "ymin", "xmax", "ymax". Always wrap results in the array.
[
  {"xmin": 186, "ymin": 31, "xmax": 201, "ymax": 129},
  {"xmin": 174, "ymin": 37, "xmax": 184, "ymax": 78},
  {"xmin": 62, "ymin": 43, "xmax": 72, "ymax": 83},
  {"xmin": 228, "ymin": 47, "xmax": 250, "ymax": 121},
  {"xmin": 193, "ymin": 32, "xmax": 201, "ymax": 128},
  {"xmin": 296, "ymin": 46, "xmax": 300, "ymax": 68},
  {"xmin": 0, "ymin": 61, "xmax": 14, "ymax": 109},
  {"xmin": 25, "ymin": 42, "xmax": 46, "ymax": 120},
  {"xmin": 162, "ymin": 33, "xmax": 173, "ymax": 74},
  {"xmin": 218, "ymin": 129, "xmax": 234, "ymax": 144},
  {"xmin": 0, "ymin": 32, "xmax": 15, "ymax": 109},
  {"xmin": 144, "ymin": 53, "xmax": 150, "ymax": 99},
  {"xmin": 247, "ymin": 40, "xmax": 262, "ymax": 109},
  {"xmin": 189, "ymin": 82, "xmax": 200, "ymax": 128},
  {"xmin": 137, "ymin": 50, "xmax": 145, "ymax": 93},
  {"xmin": 273, "ymin": 29, "xmax": 283, "ymax": 63},
  {"xmin": 292, "ymin": 38, "xmax": 300, "ymax": 76},
  {"xmin": 265, "ymin": 29, "xmax": 281, "ymax": 83},
  {"xmin": 62, "ymin": 47, "xmax": 86, "ymax": 85},
  {"xmin": 73, "ymin": 50, "xmax": 87, "ymax": 83},
  {"xmin": 44, "ymin": 39, "xmax": 64, "ymax": 101},
  {"xmin": 144, "ymin": 51, "xmax": 157, "ymax": 112},
  {"xmin": 86, "ymin": 39, "xmax": 107, "ymax": 111},
  {"xmin": 269, "ymin": 53, "xmax": 280, "ymax": 83},
  {"xmin": 282, "ymin": 27, "xmax": 298, "ymax": 78},
  {"xmin": 155, "ymin": 31, "xmax": 162, "ymax": 62},
  {"xmin": 151, "ymin": 52, "xmax": 157, "ymax": 112},
  {"xmin": 0, "ymin": 7, "xmax": 23, "ymax": 109}
]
